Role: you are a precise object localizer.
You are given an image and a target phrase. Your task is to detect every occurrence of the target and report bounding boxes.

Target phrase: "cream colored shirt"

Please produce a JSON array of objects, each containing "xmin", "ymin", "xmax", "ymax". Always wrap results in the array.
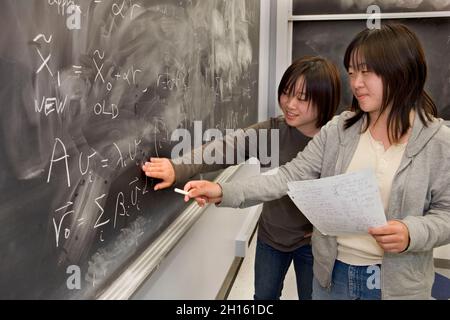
[{"xmin": 336, "ymin": 129, "xmax": 406, "ymax": 266}]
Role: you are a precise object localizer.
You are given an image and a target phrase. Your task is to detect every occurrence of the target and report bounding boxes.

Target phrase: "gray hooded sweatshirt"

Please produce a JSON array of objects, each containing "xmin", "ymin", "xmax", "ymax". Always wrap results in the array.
[{"xmin": 219, "ymin": 111, "xmax": 450, "ymax": 299}]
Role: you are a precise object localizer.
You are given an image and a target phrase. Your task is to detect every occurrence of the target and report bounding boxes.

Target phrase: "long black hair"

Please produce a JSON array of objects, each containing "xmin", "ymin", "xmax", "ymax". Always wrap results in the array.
[{"xmin": 344, "ymin": 23, "xmax": 437, "ymax": 143}]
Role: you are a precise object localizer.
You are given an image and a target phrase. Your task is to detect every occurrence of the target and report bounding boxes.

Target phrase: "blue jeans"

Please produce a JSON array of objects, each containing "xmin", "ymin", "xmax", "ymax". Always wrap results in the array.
[
  {"xmin": 254, "ymin": 239, "xmax": 313, "ymax": 300},
  {"xmin": 312, "ymin": 260, "xmax": 381, "ymax": 300}
]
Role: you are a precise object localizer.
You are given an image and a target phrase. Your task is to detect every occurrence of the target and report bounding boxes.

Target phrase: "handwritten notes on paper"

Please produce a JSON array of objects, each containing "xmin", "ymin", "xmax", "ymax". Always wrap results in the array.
[{"xmin": 287, "ymin": 169, "xmax": 387, "ymax": 236}]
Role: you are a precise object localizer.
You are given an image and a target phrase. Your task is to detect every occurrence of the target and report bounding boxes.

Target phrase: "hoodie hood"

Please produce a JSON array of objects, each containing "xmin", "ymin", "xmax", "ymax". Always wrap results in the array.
[{"xmin": 334, "ymin": 111, "xmax": 444, "ymax": 158}]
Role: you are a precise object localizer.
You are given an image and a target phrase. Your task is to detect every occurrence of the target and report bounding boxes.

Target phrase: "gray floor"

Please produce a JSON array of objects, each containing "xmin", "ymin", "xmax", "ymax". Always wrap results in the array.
[
  {"xmin": 436, "ymin": 267, "xmax": 450, "ymax": 279},
  {"xmin": 227, "ymin": 231, "xmax": 298, "ymax": 300}
]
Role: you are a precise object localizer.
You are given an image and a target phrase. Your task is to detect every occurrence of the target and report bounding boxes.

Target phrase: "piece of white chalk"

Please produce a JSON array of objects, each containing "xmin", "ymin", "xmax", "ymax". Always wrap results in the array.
[{"xmin": 174, "ymin": 188, "xmax": 189, "ymax": 196}]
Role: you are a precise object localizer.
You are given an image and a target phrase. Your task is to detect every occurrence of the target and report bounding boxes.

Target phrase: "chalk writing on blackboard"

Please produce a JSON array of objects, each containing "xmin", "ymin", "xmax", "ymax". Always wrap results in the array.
[{"xmin": 0, "ymin": 0, "xmax": 260, "ymax": 299}]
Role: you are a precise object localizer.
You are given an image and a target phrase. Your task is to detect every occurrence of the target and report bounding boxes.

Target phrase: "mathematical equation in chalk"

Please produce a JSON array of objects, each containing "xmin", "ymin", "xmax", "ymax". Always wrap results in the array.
[{"xmin": 51, "ymin": 172, "xmax": 151, "ymax": 249}]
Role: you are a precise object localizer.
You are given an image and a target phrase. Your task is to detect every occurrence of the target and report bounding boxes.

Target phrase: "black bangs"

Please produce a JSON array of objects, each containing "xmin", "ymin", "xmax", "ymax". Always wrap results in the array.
[
  {"xmin": 344, "ymin": 30, "xmax": 377, "ymax": 73},
  {"xmin": 347, "ymin": 47, "xmax": 373, "ymax": 72},
  {"xmin": 302, "ymin": 66, "xmax": 325, "ymax": 105},
  {"xmin": 345, "ymin": 27, "xmax": 397, "ymax": 77},
  {"xmin": 282, "ymin": 65, "xmax": 308, "ymax": 98}
]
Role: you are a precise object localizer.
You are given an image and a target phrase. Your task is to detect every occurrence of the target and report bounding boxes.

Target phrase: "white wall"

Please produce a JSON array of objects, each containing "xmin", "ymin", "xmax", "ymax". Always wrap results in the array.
[{"xmin": 435, "ymin": 245, "xmax": 450, "ymax": 260}]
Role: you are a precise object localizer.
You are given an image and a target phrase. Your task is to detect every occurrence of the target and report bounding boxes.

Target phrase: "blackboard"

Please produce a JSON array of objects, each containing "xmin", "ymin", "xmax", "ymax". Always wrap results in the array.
[
  {"xmin": 0, "ymin": 0, "xmax": 259, "ymax": 299},
  {"xmin": 292, "ymin": 18, "xmax": 450, "ymax": 119},
  {"xmin": 293, "ymin": 0, "xmax": 450, "ymax": 15}
]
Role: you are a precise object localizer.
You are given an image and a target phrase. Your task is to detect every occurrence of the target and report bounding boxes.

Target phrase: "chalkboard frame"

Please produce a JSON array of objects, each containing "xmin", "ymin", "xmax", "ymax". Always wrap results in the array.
[{"xmin": 292, "ymin": 0, "xmax": 450, "ymax": 15}]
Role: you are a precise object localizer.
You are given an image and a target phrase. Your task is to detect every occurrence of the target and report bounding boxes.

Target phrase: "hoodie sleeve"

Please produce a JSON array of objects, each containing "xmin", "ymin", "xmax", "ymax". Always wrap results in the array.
[
  {"xmin": 402, "ymin": 157, "xmax": 450, "ymax": 252},
  {"xmin": 218, "ymin": 116, "xmax": 340, "ymax": 208}
]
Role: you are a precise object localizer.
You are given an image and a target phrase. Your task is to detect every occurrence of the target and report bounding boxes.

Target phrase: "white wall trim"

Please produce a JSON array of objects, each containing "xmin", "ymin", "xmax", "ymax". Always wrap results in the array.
[
  {"xmin": 258, "ymin": 0, "xmax": 271, "ymax": 122},
  {"xmin": 235, "ymin": 204, "xmax": 262, "ymax": 257},
  {"xmin": 272, "ymin": 0, "xmax": 292, "ymax": 117},
  {"xmin": 290, "ymin": 11, "xmax": 450, "ymax": 21}
]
